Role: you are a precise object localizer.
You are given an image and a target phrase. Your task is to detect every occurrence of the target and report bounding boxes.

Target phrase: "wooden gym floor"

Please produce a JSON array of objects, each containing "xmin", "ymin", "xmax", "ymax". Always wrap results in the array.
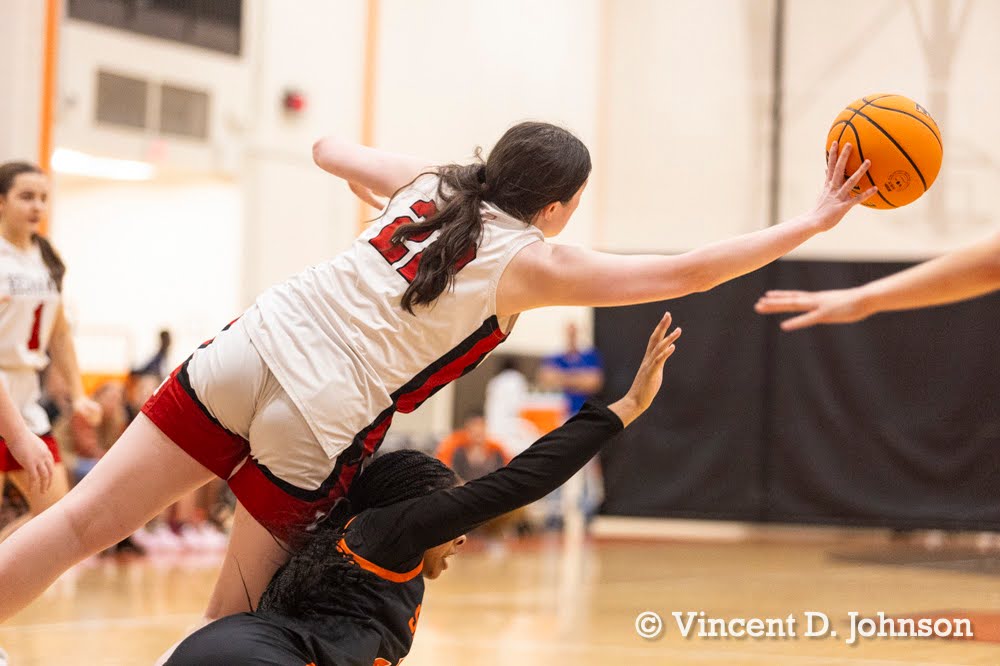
[{"xmin": 1, "ymin": 533, "xmax": 998, "ymax": 665}]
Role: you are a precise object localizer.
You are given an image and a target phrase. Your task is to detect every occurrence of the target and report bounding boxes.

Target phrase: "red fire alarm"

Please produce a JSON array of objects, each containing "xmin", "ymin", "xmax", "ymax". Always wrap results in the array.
[{"xmin": 283, "ymin": 89, "xmax": 307, "ymax": 114}]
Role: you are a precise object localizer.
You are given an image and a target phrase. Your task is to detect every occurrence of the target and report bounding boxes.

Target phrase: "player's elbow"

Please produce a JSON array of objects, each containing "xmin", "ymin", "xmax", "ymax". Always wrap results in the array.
[
  {"xmin": 311, "ymin": 137, "xmax": 337, "ymax": 170},
  {"xmin": 665, "ymin": 262, "xmax": 718, "ymax": 297}
]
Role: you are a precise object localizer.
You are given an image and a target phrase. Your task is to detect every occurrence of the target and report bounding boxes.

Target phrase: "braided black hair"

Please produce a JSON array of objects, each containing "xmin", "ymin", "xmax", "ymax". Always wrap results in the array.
[{"xmin": 257, "ymin": 450, "xmax": 457, "ymax": 622}]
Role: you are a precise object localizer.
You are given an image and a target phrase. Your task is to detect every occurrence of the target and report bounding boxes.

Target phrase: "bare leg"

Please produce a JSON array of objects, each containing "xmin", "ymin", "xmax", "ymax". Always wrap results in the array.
[
  {"xmin": 0, "ymin": 471, "xmax": 22, "ymax": 543},
  {"xmin": 9, "ymin": 461, "xmax": 70, "ymax": 515},
  {"xmin": 206, "ymin": 502, "xmax": 288, "ymax": 617},
  {"xmin": 153, "ymin": 502, "xmax": 289, "ymax": 665},
  {"xmin": 0, "ymin": 414, "xmax": 213, "ymax": 620},
  {"xmin": 0, "ymin": 463, "xmax": 70, "ymax": 543}
]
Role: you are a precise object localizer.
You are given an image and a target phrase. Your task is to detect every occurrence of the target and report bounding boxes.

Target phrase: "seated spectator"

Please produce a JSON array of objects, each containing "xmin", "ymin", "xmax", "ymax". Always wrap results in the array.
[
  {"xmin": 436, "ymin": 411, "xmax": 510, "ymax": 481},
  {"xmin": 54, "ymin": 381, "xmax": 127, "ymax": 485},
  {"xmin": 436, "ymin": 412, "xmax": 527, "ymax": 541}
]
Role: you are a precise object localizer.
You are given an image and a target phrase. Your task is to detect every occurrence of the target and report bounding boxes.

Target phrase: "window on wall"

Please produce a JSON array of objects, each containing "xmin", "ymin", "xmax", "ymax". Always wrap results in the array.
[{"xmin": 67, "ymin": 0, "xmax": 243, "ymax": 55}]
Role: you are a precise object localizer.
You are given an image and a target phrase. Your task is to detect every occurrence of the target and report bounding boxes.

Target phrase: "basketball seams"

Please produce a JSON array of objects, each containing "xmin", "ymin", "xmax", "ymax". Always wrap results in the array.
[
  {"xmin": 831, "ymin": 94, "xmax": 892, "ymax": 167},
  {"xmin": 866, "ymin": 103, "xmax": 943, "ymax": 148},
  {"xmin": 859, "ymin": 93, "xmax": 895, "ymax": 105},
  {"xmin": 850, "ymin": 108, "xmax": 928, "ymax": 191},
  {"xmin": 844, "ymin": 121, "xmax": 897, "ymax": 208}
]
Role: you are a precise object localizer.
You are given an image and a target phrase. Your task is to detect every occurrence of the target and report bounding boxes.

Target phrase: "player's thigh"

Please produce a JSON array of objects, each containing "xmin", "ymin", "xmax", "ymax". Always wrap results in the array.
[{"xmin": 204, "ymin": 502, "xmax": 290, "ymax": 619}]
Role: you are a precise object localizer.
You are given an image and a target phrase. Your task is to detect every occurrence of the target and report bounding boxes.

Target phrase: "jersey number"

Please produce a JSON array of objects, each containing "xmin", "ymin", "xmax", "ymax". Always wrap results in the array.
[
  {"xmin": 369, "ymin": 200, "xmax": 476, "ymax": 283},
  {"xmin": 27, "ymin": 304, "xmax": 44, "ymax": 351}
]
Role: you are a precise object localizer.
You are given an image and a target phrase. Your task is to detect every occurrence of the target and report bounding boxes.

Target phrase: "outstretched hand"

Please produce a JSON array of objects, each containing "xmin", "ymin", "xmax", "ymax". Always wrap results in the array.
[
  {"xmin": 609, "ymin": 312, "xmax": 682, "ymax": 426},
  {"xmin": 6, "ymin": 431, "xmax": 55, "ymax": 494},
  {"xmin": 755, "ymin": 287, "xmax": 869, "ymax": 331},
  {"xmin": 811, "ymin": 142, "xmax": 878, "ymax": 231}
]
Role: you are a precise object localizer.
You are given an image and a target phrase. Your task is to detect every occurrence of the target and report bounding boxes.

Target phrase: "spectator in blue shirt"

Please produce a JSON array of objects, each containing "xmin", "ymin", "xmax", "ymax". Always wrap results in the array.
[
  {"xmin": 538, "ymin": 322, "xmax": 604, "ymax": 415},
  {"xmin": 536, "ymin": 322, "xmax": 606, "ymax": 524}
]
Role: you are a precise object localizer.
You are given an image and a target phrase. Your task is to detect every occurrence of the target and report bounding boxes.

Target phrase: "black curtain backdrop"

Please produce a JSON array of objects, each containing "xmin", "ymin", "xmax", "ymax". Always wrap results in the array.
[{"xmin": 596, "ymin": 259, "xmax": 1000, "ymax": 530}]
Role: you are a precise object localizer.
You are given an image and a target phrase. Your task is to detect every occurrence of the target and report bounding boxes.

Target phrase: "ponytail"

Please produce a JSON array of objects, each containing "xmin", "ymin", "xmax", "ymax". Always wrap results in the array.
[
  {"xmin": 392, "ymin": 156, "xmax": 487, "ymax": 314},
  {"xmin": 385, "ymin": 122, "xmax": 591, "ymax": 314},
  {"xmin": 32, "ymin": 233, "xmax": 65, "ymax": 292}
]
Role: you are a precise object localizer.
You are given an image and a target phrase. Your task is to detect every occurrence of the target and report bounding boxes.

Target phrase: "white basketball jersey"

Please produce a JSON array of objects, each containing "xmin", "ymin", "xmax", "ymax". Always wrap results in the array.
[
  {"xmin": 0, "ymin": 237, "xmax": 60, "ymax": 371},
  {"xmin": 245, "ymin": 174, "xmax": 544, "ymax": 460},
  {"xmin": 0, "ymin": 237, "xmax": 61, "ymax": 434}
]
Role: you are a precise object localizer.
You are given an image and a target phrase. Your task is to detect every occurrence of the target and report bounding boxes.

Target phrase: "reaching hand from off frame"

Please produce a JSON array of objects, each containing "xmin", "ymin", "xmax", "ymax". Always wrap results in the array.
[
  {"xmin": 755, "ymin": 287, "xmax": 869, "ymax": 331},
  {"xmin": 609, "ymin": 312, "xmax": 682, "ymax": 426},
  {"xmin": 811, "ymin": 142, "xmax": 878, "ymax": 231},
  {"xmin": 6, "ymin": 431, "xmax": 55, "ymax": 494}
]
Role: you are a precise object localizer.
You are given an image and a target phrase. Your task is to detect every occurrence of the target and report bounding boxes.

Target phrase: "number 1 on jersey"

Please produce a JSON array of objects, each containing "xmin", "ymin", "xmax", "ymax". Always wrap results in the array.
[{"xmin": 28, "ymin": 303, "xmax": 44, "ymax": 351}]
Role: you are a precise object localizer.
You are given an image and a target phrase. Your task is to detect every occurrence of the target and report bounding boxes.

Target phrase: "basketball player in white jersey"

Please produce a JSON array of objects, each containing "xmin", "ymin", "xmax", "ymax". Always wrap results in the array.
[
  {"xmin": 0, "ymin": 162, "xmax": 100, "ymax": 542},
  {"xmin": 0, "ymin": 123, "xmax": 876, "ymax": 633}
]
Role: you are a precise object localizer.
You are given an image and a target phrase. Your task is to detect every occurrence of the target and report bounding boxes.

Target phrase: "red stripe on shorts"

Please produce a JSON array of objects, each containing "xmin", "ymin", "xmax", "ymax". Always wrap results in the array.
[
  {"xmin": 228, "ymin": 459, "xmax": 338, "ymax": 543},
  {"xmin": 141, "ymin": 365, "xmax": 250, "ymax": 480}
]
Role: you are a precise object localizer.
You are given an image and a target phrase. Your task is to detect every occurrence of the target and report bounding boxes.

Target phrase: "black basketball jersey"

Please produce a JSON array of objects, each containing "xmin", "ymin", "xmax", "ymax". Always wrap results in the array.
[{"xmin": 167, "ymin": 401, "xmax": 624, "ymax": 666}]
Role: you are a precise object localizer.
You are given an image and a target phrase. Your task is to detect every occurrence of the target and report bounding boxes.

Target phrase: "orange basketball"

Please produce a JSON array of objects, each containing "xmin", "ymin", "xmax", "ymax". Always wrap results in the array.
[{"xmin": 826, "ymin": 94, "xmax": 943, "ymax": 209}]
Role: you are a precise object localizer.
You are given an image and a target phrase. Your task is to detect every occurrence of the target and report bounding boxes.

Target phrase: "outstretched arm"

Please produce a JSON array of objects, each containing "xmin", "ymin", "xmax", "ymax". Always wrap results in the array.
[
  {"xmin": 497, "ymin": 143, "xmax": 876, "ymax": 314},
  {"xmin": 755, "ymin": 231, "xmax": 1000, "ymax": 331},
  {"xmin": 356, "ymin": 313, "xmax": 681, "ymax": 567},
  {"xmin": 311, "ymin": 136, "xmax": 432, "ymax": 199}
]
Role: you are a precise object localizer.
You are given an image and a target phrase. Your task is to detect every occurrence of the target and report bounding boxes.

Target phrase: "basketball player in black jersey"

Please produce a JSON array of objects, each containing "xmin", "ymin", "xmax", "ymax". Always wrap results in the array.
[{"xmin": 165, "ymin": 312, "xmax": 680, "ymax": 666}]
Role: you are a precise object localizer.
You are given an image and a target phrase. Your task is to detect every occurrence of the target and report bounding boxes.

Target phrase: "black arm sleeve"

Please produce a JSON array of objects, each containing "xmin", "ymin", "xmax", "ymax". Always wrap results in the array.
[{"xmin": 347, "ymin": 400, "xmax": 624, "ymax": 570}]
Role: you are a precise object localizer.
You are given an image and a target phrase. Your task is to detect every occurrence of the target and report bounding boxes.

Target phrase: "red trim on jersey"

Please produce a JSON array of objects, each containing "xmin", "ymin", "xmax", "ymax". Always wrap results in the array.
[
  {"xmin": 333, "ymin": 412, "xmax": 395, "ymax": 497},
  {"xmin": 395, "ymin": 326, "xmax": 506, "ymax": 413},
  {"xmin": 0, "ymin": 434, "xmax": 60, "ymax": 472},
  {"xmin": 337, "ymin": 536, "xmax": 423, "ymax": 583}
]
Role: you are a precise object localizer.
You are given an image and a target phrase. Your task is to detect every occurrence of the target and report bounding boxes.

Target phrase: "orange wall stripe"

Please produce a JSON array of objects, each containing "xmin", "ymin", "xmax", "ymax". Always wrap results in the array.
[
  {"xmin": 39, "ymin": 0, "xmax": 61, "ymax": 236},
  {"xmin": 357, "ymin": 0, "xmax": 381, "ymax": 233}
]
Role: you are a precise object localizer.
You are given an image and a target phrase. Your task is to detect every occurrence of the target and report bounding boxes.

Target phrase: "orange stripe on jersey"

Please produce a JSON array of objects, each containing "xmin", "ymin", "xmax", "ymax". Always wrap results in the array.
[{"xmin": 337, "ymin": 537, "xmax": 423, "ymax": 583}]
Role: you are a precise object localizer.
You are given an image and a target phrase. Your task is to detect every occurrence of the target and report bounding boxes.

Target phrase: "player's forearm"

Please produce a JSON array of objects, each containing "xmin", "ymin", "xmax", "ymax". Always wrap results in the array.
[
  {"xmin": 856, "ymin": 234, "xmax": 1000, "ymax": 316},
  {"xmin": 48, "ymin": 312, "xmax": 86, "ymax": 401},
  {"xmin": 312, "ymin": 136, "xmax": 429, "ymax": 197},
  {"xmin": 670, "ymin": 212, "xmax": 826, "ymax": 295},
  {"xmin": 405, "ymin": 401, "xmax": 623, "ymax": 551},
  {"xmin": 0, "ymin": 382, "xmax": 32, "ymax": 442}
]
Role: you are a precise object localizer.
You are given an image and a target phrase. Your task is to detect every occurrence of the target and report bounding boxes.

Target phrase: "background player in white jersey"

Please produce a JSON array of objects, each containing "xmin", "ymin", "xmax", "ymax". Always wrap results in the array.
[
  {"xmin": 755, "ymin": 230, "xmax": 1000, "ymax": 329},
  {"xmin": 0, "ymin": 162, "xmax": 100, "ymax": 541},
  {"xmin": 0, "ymin": 123, "xmax": 876, "ymax": 634}
]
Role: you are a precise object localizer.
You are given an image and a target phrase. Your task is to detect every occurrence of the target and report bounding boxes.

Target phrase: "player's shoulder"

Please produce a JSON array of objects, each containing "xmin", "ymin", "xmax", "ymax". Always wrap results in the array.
[{"xmin": 402, "ymin": 172, "xmax": 441, "ymax": 202}]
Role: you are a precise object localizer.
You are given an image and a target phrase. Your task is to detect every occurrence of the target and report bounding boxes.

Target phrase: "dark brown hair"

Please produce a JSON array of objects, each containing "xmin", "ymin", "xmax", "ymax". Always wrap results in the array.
[
  {"xmin": 0, "ymin": 161, "xmax": 65, "ymax": 291},
  {"xmin": 391, "ymin": 122, "xmax": 591, "ymax": 314}
]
